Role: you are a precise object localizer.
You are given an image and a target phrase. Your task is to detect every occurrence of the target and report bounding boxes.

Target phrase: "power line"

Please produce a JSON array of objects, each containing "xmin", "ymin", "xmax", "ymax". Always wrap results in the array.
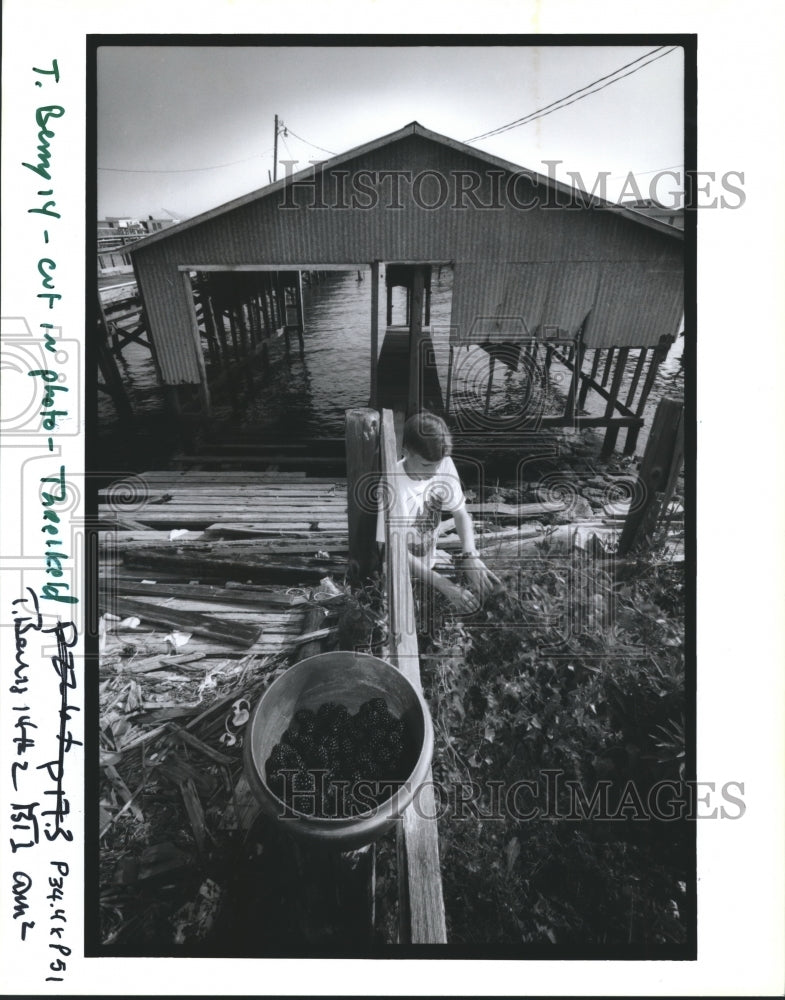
[
  {"xmin": 609, "ymin": 163, "xmax": 683, "ymax": 180},
  {"xmin": 465, "ymin": 46, "xmax": 678, "ymax": 144},
  {"xmin": 283, "ymin": 126, "xmax": 336, "ymax": 158},
  {"xmin": 99, "ymin": 147, "xmax": 275, "ymax": 174}
]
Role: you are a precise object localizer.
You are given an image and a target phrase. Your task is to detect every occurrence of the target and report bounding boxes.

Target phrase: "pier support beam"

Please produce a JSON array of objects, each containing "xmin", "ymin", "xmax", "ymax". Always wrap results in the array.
[
  {"xmin": 181, "ymin": 271, "xmax": 211, "ymax": 419},
  {"xmin": 406, "ymin": 266, "xmax": 427, "ymax": 418},
  {"xmin": 370, "ymin": 261, "xmax": 379, "ymax": 408}
]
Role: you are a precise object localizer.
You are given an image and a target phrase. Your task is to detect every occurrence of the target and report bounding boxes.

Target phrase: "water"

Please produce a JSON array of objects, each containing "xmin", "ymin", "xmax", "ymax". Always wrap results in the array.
[{"xmin": 97, "ymin": 268, "xmax": 683, "ymax": 457}]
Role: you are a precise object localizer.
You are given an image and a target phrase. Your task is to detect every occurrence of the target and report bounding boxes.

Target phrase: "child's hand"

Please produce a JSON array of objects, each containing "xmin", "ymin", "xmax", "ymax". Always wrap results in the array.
[
  {"xmin": 459, "ymin": 554, "xmax": 503, "ymax": 600},
  {"xmin": 438, "ymin": 579, "xmax": 481, "ymax": 613}
]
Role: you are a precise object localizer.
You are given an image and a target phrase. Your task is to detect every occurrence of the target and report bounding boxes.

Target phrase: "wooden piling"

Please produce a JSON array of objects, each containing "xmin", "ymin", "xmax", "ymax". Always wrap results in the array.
[
  {"xmin": 406, "ymin": 267, "xmax": 426, "ymax": 417},
  {"xmin": 370, "ymin": 261, "xmax": 379, "ymax": 408},
  {"xmin": 600, "ymin": 347, "xmax": 630, "ymax": 457},
  {"xmin": 445, "ymin": 344, "xmax": 454, "ymax": 415},
  {"xmin": 564, "ymin": 333, "xmax": 585, "ymax": 421},
  {"xmin": 580, "ymin": 348, "xmax": 602, "ymax": 408},
  {"xmin": 181, "ymin": 271, "xmax": 211, "ymax": 419},
  {"xmin": 484, "ymin": 353, "xmax": 496, "ymax": 415},
  {"xmin": 294, "ymin": 271, "xmax": 306, "ymax": 357},
  {"xmin": 601, "ymin": 347, "xmax": 615, "ymax": 388},
  {"xmin": 624, "ymin": 348, "xmax": 648, "ymax": 409},
  {"xmin": 96, "ymin": 318, "xmax": 134, "ymax": 424},
  {"xmin": 624, "ymin": 341, "xmax": 667, "ymax": 455},
  {"xmin": 345, "ymin": 408, "xmax": 381, "ymax": 585},
  {"xmin": 618, "ymin": 396, "xmax": 684, "ymax": 555}
]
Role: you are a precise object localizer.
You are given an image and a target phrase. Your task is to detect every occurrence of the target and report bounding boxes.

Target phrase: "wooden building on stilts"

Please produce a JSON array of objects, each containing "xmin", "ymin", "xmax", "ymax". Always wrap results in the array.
[
  {"xmin": 99, "ymin": 123, "xmax": 686, "ymax": 947},
  {"xmin": 126, "ymin": 121, "xmax": 683, "ymax": 457}
]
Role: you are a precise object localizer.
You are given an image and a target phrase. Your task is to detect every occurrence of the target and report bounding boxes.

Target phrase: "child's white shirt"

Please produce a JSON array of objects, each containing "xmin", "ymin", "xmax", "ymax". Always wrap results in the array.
[{"xmin": 376, "ymin": 456, "xmax": 466, "ymax": 568}]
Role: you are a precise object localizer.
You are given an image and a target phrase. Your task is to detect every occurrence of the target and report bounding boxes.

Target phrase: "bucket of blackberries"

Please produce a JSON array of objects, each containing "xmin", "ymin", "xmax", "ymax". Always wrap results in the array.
[{"xmin": 244, "ymin": 650, "xmax": 435, "ymax": 849}]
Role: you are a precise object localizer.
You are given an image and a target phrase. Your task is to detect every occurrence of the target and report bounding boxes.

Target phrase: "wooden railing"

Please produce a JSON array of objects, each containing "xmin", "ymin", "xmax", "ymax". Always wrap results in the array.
[
  {"xmin": 379, "ymin": 409, "xmax": 447, "ymax": 943},
  {"xmin": 345, "ymin": 406, "xmax": 447, "ymax": 942}
]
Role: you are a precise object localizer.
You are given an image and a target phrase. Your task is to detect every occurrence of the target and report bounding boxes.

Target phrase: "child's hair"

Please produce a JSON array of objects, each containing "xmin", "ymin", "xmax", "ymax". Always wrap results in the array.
[{"xmin": 402, "ymin": 411, "xmax": 452, "ymax": 462}]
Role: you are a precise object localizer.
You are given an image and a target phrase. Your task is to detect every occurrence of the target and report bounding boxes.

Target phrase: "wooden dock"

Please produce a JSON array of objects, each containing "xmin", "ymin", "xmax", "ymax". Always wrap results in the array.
[{"xmin": 99, "ymin": 471, "xmax": 349, "ymax": 659}]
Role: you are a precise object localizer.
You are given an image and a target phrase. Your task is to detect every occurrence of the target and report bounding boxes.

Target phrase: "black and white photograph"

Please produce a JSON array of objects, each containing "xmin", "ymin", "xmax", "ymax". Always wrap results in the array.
[
  {"xmin": 1, "ymin": 2, "xmax": 783, "ymax": 996},
  {"xmin": 91, "ymin": 38, "xmax": 693, "ymax": 958}
]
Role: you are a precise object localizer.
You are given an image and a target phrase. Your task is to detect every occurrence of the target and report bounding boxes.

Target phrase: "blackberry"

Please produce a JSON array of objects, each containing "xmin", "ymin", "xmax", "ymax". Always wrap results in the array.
[
  {"xmin": 332, "ymin": 704, "xmax": 351, "ymax": 728},
  {"xmin": 356, "ymin": 751, "xmax": 376, "ymax": 781},
  {"xmin": 317, "ymin": 701, "xmax": 341, "ymax": 726},
  {"xmin": 291, "ymin": 769, "xmax": 318, "ymax": 816},
  {"xmin": 277, "ymin": 742, "xmax": 305, "ymax": 771},
  {"xmin": 294, "ymin": 707, "xmax": 316, "ymax": 728},
  {"xmin": 325, "ymin": 732, "xmax": 341, "ymax": 760}
]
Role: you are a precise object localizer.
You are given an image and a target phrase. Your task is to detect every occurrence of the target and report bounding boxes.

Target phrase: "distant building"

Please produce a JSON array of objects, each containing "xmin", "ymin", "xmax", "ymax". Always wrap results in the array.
[{"xmin": 98, "ymin": 215, "xmax": 180, "ymax": 275}]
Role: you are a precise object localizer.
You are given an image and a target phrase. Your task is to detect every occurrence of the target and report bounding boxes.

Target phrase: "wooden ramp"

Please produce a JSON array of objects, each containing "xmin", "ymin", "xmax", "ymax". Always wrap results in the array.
[{"xmin": 376, "ymin": 326, "xmax": 444, "ymax": 413}]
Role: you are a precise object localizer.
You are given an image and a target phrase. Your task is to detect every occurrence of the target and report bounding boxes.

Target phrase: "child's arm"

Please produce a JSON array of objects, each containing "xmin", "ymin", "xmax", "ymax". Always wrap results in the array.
[
  {"xmin": 406, "ymin": 551, "xmax": 479, "ymax": 613},
  {"xmin": 451, "ymin": 507, "xmax": 502, "ymax": 598}
]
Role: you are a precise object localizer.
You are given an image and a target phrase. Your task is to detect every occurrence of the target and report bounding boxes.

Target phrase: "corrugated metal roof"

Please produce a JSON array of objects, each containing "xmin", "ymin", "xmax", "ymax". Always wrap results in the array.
[
  {"xmin": 128, "ymin": 125, "xmax": 685, "ymax": 382},
  {"xmin": 128, "ymin": 121, "xmax": 683, "ymax": 255}
]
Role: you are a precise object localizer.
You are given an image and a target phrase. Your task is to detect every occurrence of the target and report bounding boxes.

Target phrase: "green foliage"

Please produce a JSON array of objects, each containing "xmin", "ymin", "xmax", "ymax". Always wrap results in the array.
[{"xmin": 420, "ymin": 554, "xmax": 689, "ymax": 946}]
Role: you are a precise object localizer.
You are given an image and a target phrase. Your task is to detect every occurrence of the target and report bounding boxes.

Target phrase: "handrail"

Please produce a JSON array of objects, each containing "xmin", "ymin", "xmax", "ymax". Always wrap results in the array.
[{"xmin": 380, "ymin": 408, "xmax": 447, "ymax": 944}]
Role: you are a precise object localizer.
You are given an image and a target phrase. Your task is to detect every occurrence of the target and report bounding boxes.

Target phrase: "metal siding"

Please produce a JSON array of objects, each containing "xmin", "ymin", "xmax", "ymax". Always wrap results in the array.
[
  {"xmin": 587, "ymin": 263, "xmax": 684, "ymax": 348},
  {"xmin": 135, "ymin": 257, "xmax": 201, "ymax": 383},
  {"xmin": 132, "ymin": 133, "xmax": 684, "ymax": 383}
]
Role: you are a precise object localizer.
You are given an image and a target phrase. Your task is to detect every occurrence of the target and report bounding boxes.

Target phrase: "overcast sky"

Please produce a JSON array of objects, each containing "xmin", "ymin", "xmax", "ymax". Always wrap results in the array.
[{"xmin": 97, "ymin": 43, "xmax": 684, "ymax": 220}]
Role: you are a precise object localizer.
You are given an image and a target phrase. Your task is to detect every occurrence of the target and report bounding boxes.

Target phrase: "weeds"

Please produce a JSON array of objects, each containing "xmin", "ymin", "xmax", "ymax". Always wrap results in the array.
[{"xmin": 419, "ymin": 551, "xmax": 689, "ymax": 946}]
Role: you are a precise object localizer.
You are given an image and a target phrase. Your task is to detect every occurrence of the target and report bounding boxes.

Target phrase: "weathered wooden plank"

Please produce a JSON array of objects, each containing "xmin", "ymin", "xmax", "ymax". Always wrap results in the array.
[
  {"xmin": 619, "ymin": 397, "xmax": 684, "ymax": 555},
  {"xmin": 346, "ymin": 408, "xmax": 381, "ymax": 584},
  {"xmin": 122, "ymin": 550, "xmax": 344, "ymax": 585},
  {"xmin": 119, "ymin": 472, "xmax": 345, "ymax": 484},
  {"xmin": 101, "ymin": 580, "xmax": 304, "ymax": 607},
  {"xmin": 464, "ymin": 500, "xmax": 565, "ymax": 518},
  {"xmin": 110, "ymin": 596, "xmax": 262, "ymax": 647},
  {"xmin": 381, "ymin": 408, "xmax": 447, "ymax": 945}
]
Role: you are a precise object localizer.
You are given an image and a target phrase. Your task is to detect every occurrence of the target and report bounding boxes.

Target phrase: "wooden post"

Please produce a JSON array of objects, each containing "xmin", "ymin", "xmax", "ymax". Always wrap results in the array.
[
  {"xmin": 618, "ymin": 397, "xmax": 684, "ymax": 555},
  {"xmin": 181, "ymin": 270, "xmax": 211, "ymax": 418},
  {"xmin": 380, "ymin": 409, "xmax": 447, "ymax": 944},
  {"xmin": 579, "ymin": 348, "xmax": 602, "ymax": 408},
  {"xmin": 370, "ymin": 261, "xmax": 379, "ymax": 408},
  {"xmin": 200, "ymin": 289, "xmax": 220, "ymax": 368},
  {"xmin": 600, "ymin": 347, "xmax": 630, "ymax": 458},
  {"xmin": 386, "ymin": 280, "xmax": 393, "ymax": 326},
  {"xmin": 484, "ymin": 351, "xmax": 496, "ymax": 415},
  {"xmin": 96, "ymin": 319, "xmax": 134, "ymax": 424},
  {"xmin": 445, "ymin": 344, "xmax": 454, "ymax": 416},
  {"xmin": 345, "ymin": 408, "xmax": 381, "ymax": 585},
  {"xmin": 260, "ymin": 275, "xmax": 272, "ymax": 335},
  {"xmin": 295, "ymin": 271, "xmax": 306, "ymax": 356},
  {"xmin": 601, "ymin": 347, "xmax": 615, "ymax": 387},
  {"xmin": 406, "ymin": 267, "xmax": 426, "ymax": 417},
  {"xmin": 624, "ymin": 348, "xmax": 648, "ymax": 409},
  {"xmin": 624, "ymin": 342, "xmax": 667, "ymax": 455},
  {"xmin": 564, "ymin": 332, "xmax": 585, "ymax": 421}
]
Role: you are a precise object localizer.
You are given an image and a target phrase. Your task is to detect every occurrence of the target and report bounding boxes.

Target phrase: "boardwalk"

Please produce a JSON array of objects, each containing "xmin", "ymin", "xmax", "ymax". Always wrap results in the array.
[{"xmin": 99, "ymin": 470, "xmax": 349, "ymax": 659}]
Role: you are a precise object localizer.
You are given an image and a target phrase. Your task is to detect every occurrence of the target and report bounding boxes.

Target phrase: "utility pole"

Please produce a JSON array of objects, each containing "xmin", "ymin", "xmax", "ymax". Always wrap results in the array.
[{"xmin": 273, "ymin": 113, "xmax": 279, "ymax": 182}]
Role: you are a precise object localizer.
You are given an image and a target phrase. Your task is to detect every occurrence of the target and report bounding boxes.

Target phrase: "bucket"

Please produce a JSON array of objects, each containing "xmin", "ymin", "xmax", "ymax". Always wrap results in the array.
[{"xmin": 244, "ymin": 650, "xmax": 434, "ymax": 850}]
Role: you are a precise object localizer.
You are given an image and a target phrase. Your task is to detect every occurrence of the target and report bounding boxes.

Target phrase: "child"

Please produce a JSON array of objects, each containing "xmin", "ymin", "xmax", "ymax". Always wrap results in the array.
[{"xmin": 376, "ymin": 411, "xmax": 501, "ymax": 612}]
